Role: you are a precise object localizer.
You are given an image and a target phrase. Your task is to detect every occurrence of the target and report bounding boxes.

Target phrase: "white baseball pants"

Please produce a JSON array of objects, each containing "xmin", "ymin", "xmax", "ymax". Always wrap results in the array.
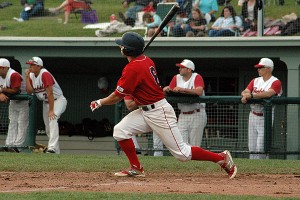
[
  {"xmin": 178, "ymin": 110, "xmax": 207, "ymax": 147},
  {"xmin": 114, "ymin": 99, "xmax": 192, "ymax": 161},
  {"xmin": 5, "ymin": 100, "xmax": 29, "ymax": 146},
  {"xmin": 43, "ymin": 96, "xmax": 67, "ymax": 154}
]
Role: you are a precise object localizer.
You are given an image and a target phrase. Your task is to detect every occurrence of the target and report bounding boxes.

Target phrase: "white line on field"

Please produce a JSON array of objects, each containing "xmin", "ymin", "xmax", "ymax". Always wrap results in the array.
[
  {"xmin": 0, "ymin": 186, "xmax": 67, "ymax": 193},
  {"xmin": 98, "ymin": 181, "xmax": 144, "ymax": 186}
]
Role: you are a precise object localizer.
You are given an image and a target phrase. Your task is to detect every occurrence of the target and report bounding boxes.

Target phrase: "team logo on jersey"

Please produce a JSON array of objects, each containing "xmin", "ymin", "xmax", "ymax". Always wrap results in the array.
[
  {"xmin": 116, "ymin": 86, "xmax": 124, "ymax": 93},
  {"xmin": 253, "ymin": 87, "xmax": 264, "ymax": 93}
]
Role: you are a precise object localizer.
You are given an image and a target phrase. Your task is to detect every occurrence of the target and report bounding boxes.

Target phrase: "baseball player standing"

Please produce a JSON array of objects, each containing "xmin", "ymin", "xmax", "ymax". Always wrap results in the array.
[
  {"xmin": 241, "ymin": 58, "xmax": 282, "ymax": 159},
  {"xmin": 90, "ymin": 32, "xmax": 237, "ymax": 179},
  {"xmin": 25, "ymin": 57, "xmax": 67, "ymax": 154},
  {"xmin": 0, "ymin": 58, "xmax": 29, "ymax": 151},
  {"xmin": 163, "ymin": 59, "xmax": 207, "ymax": 147}
]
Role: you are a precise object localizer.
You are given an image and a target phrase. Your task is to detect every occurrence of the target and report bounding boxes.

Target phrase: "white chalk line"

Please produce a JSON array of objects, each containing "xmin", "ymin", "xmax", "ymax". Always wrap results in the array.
[
  {"xmin": 97, "ymin": 181, "xmax": 145, "ymax": 186},
  {"xmin": 0, "ymin": 181, "xmax": 148, "ymax": 193},
  {"xmin": 0, "ymin": 186, "xmax": 68, "ymax": 193}
]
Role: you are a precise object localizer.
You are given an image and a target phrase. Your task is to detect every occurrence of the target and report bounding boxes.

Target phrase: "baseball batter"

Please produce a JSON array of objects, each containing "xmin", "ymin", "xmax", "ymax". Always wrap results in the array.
[
  {"xmin": 25, "ymin": 57, "xmax": 67, "ymax": 154},
  {"xmin": 163, "ymin": 59, "xmax": 207, "ymax": 147},
  {"xmin": 90, "ymin": 32, "xmax": 237, "ymax": 179},
  {"xmin": 241, "ymin": 58, "xmax": 282, "ymax": 159},
  {"xmin": 0, "ymin": 58, "xmax": 29, "ymax": 150}
]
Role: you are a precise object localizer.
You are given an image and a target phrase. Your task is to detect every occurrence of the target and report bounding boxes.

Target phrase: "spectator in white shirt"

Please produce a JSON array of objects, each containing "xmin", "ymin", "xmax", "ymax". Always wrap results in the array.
[{"xmin": 208, "ymin": 5, "xmax": 242, "ymax": 37}]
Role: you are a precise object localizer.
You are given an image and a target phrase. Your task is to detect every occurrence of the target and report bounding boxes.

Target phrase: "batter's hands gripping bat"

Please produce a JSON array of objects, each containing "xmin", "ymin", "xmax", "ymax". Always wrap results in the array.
[{"xmin": 143, "ymin": 4, "xmax": 180, "ymax": 53}]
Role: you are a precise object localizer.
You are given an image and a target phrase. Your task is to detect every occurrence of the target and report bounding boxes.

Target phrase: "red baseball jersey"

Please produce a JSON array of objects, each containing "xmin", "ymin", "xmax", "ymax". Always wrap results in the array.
[{"xmin": 114, "ymin": 55, "xmax": 164, "ymax": 105}]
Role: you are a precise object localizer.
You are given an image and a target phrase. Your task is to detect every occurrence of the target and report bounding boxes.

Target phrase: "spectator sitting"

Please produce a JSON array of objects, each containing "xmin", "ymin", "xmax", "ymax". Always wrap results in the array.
[
  {"xmin": 118, "ymin": 0, "xmax": 152, "ymax": 27},
  {"xmin": 193, "ymin": 0, "xmax": 218, "ymax": 24},
  {"xmin": 173, "ymin": 7, "xmax": 206, "ymax": 37},
  {"xmin": 208, "ymin": 5, "xmax": 242, "ymax": 37},
  {"xmin": 177, "ymin": 0, "xmax": 193, "ymax": 18},
  {"xmin": 48, "ymin": 0, "xmax": 91, "ymax": 24},
  {"xmin": 240, "ymin": 0, "xmax": 258, "ymax": 32},
  {"xmin": 13, "ymin": 0, "xmax": 44, "ymax": 22},
  {"xmin": 142, "ymin": 12, "xmax": 167, "ymax": 37}
]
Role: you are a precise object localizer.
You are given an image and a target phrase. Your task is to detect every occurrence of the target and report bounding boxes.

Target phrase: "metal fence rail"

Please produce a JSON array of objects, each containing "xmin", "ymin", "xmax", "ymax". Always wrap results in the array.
[{"xmin": 115, "ymin": 96, "xmax": 300, "ymax": 159}]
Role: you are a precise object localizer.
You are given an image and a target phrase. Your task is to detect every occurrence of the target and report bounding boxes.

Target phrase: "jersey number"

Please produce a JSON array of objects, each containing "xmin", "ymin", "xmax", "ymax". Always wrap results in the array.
[
  {"xmin": 150, "ymin": 66, "xmax": 161, "ymax": 86},
  {"xmin": 43, "ymin": 93, "xmax": 48, "ymax": 100}
]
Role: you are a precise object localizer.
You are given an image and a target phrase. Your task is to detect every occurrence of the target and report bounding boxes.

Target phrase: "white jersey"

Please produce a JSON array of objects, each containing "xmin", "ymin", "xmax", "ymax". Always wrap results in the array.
[
  {"xmin": 29, "ymin": 68, "xmax": 63, "ymax": 101},
  {"xmin": 250, "ymin": 76, "xmax": 282, "ymax": 113},
  {"xmin": 0, "ymin": 68, "xmax": 24, "ymax": 93},
  {"xmin": 176, "ymin": 73, "xmax": 205, "ymax": 112}
]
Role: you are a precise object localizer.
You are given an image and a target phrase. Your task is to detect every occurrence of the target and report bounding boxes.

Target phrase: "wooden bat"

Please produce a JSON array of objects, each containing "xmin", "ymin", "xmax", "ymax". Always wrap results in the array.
[{"xmin": 143, "ymin": 4, "xmax": 180, "ymax": 53}]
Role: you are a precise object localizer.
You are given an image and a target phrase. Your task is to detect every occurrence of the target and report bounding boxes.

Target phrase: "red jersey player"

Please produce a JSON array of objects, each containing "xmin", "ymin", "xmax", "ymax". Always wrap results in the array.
[{"xmin": 90, "ymin": 32, "xmax": 237, "ymax": 179}]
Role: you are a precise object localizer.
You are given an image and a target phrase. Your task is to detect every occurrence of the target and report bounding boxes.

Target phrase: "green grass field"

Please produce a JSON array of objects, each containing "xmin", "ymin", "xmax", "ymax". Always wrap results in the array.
[
  {"xmin": 0, "ymin": 0, "xmax": 299, "ymax": 37},
  {"xmin": 0, "ymin": 153, "xmax": 299, "ymax": 199}
]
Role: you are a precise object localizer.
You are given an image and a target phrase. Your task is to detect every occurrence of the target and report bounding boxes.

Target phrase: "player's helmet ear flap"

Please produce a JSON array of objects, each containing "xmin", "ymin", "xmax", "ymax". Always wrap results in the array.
[{"xmin": 116, "ymin": 32, "xmax": 145, "ymax": 57}]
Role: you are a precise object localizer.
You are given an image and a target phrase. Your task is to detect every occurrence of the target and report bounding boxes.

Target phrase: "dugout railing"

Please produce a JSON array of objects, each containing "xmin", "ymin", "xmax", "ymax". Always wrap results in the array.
[
  {"xmin": 115, "ymin": 96, "xmax": 300, "ymax": 159},
  {"xmin": 0, "ymin": 94, "xmax": 37, "ymax": 152}
]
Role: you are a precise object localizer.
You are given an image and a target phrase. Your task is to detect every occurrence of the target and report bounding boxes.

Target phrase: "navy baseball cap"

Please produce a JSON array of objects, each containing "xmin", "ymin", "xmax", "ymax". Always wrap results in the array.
[{"xmin": 115, "ymin": 32, "xmax": 144, "ymax": 50}]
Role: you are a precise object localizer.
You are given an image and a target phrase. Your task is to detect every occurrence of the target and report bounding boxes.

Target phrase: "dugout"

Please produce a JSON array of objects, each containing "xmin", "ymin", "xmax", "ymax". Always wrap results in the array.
[{"xmin": 0, "ymin": 36, "xmax": 299, "ymax": 159}]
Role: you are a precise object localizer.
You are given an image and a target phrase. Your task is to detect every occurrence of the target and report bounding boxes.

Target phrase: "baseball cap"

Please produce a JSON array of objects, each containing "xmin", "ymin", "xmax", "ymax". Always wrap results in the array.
[
  {"xmin": 176, "ymin": 59, "xmax": 195, "ymax": 71},
  {"xmin": 26, "ymin": 57, "xmax": 43, "ymax": 66},
  {"xmin": 0, "ymin": 58, "xmax": 10, "ymax": 68},
  {"xmin": 115, "ymin": 32, "xmax": 144, "ymax": 50},
  {"xmin": 254, "ymin": 58, "xmax": 274, "ymax": 69}
]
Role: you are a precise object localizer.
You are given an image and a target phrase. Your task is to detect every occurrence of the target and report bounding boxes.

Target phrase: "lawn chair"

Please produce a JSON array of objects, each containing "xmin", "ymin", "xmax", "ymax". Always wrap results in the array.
[
  {"xmin": 73, "ymin": 0, "xmax": 93, "ymax": 20},
  {"xmin": 155, "ymin": 2, "xmax": 179, "ymax": 37}
]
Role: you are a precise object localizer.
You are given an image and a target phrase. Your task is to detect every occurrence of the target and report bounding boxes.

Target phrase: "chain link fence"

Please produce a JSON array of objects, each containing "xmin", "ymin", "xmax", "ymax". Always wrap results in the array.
[{"xmin": 115, "ymin": 96, "xmax": 300, "ymax": 159}]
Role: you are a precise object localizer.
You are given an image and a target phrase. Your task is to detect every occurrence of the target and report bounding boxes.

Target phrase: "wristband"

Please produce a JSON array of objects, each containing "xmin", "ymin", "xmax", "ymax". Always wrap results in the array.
[{"xmin": 95, "ymin": 99, "xmax": 102, "ymax": 107}]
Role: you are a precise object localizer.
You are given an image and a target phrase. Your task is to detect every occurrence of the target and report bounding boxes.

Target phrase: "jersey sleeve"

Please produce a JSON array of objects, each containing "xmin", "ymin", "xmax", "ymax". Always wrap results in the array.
[
  {"xmin": 246, "ymin": 79, "xmax": 255, "ymax": 91},
  {"xmin": 41, "ymin": 72, "xmax": 55, "ymax": 88},
  {"xmin": 270, "ymin": 80, "xmax": 282, "ymax": 95},
  {"xmin": 169, "ymin": 76, "xmax": 177, "ymax": 89},
  {"xmin": 194, "ymin": 74, "xmax": 205, "ymax": 89},
  {"xmin": 10, "ymin": 73, "xmax": 22, "ymax": 89}
]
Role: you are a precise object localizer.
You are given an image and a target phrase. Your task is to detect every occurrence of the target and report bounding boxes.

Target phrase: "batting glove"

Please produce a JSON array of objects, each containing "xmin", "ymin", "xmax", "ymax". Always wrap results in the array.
[{"xmin": 90, "ymin": 99, "xmax": 102, "ymax": 112}]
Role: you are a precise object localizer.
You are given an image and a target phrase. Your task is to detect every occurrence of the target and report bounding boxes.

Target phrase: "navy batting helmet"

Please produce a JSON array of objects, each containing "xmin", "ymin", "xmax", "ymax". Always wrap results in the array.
[{"xmin": 115, "ymin": 32, "xmax": 145, "ymax": 57}]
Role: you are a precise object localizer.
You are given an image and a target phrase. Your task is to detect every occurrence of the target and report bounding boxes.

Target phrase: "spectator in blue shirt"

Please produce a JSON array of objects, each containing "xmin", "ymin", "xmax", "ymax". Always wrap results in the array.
[
  {"xmin": 143, "ymin": 12, "xmax": 168, "ymax": 37},
  {"xmin": 194, "ymin": 0, "xmax": 218, "ymax": 24},
  {"xmin": 13, "ymin": 0, "xmax": 44, "ymax": 22}
]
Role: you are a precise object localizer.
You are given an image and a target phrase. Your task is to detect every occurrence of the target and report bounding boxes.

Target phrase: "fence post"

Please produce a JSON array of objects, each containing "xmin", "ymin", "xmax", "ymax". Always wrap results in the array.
[
  {"xmin": 257, "ymin": 0, "xmax": 264, "ymax": 37},
  {"xmin": 264, "ymin": 99, "xmax": 273, "ymax": 155},
  {"xmin": 23, "ymin": 94, "xmax": 37, "ymax": 147}
]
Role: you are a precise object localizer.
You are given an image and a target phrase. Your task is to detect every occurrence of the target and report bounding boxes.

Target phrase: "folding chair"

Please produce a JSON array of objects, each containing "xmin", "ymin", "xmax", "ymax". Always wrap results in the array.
[
  {"xmin": 155, "ymin": 2, "xmax": 179, "ymax": 37},
  {"xmin": 73, "ymin": 0, "xmax": 93, "ymax": 20}
]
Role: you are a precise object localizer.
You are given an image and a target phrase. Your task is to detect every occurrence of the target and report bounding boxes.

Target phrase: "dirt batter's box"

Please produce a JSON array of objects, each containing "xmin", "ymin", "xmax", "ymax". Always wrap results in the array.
[{"xmin": 0, "ymin": 94, "xmax": 38, "ymax": 152}]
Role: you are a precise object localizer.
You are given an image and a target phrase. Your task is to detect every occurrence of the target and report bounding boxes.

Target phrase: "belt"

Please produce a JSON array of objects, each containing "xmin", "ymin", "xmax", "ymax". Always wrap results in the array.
[
  {"xmin": 45, "ymin": 98, "xmax": 57, "ymax": 104},
  {"xmin": 140, "ymin": 99, "xmax": 167, "ymax": 112},
  {"xmin": 252, "ymin": 111, "xmax": 263, "ymax": 116},
  {"xmin": 141, "ymin": 104, "xmax": 155, "ymax": 111},
  {"xmin": 182, "ymin": 109, "xmax": 200, "ymax": 115}
]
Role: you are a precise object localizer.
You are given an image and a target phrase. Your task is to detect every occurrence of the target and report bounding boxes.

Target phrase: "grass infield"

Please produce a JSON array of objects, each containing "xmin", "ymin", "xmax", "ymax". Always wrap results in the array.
[{"xmin": 0, "ymin": 153, "xmax": 299, "ymax": 199}]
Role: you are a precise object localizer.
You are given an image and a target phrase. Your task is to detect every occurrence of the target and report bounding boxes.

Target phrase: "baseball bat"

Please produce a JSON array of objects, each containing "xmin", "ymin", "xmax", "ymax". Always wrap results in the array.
[{"xmin": 143, "ymin": 4, "xmax": 180, "ymax": 53}]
